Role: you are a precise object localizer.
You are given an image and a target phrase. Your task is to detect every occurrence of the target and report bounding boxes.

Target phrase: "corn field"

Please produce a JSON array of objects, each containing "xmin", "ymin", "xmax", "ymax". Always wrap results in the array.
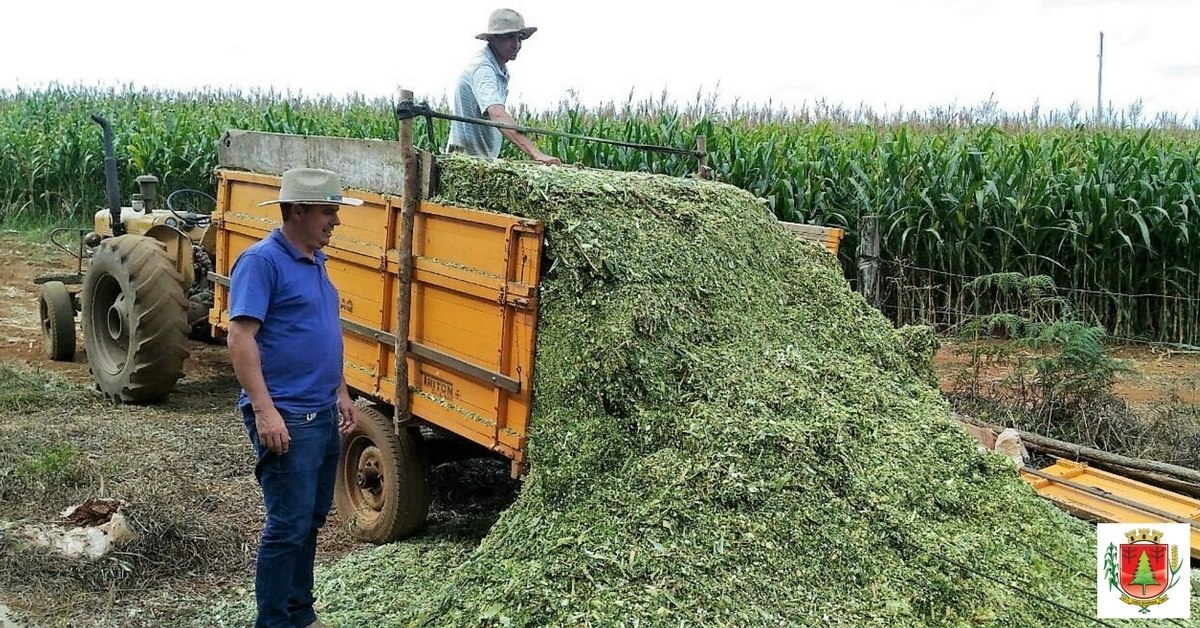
[{"xmin": 3, "ymin": 86, "xmax": 1200, "ymax": 344}]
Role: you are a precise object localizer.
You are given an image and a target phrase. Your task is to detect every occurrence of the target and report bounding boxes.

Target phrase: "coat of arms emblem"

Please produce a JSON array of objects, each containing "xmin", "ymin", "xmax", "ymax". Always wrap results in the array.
[{"xmin": 1102, "ymin": 528, "xmax": 1184, "ymax": 614}]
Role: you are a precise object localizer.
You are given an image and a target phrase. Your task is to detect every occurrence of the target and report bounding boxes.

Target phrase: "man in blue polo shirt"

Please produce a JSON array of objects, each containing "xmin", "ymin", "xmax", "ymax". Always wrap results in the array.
[
  {"xmin": 227, "ymin": 167, "xmax": 361, "ymax": 628},
  {"xmin": 447, "ymin": 8, "xmax": 560, "ymax": 165}
]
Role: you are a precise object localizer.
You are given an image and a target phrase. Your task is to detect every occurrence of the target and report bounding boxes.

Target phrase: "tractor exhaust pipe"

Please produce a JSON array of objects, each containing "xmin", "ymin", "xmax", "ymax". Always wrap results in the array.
[{"xmin": 90, "ymin": 114, "xmax": 124, "ymax": 236}]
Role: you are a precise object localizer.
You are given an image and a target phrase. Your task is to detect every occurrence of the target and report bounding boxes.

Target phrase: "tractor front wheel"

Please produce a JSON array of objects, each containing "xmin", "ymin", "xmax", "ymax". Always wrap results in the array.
[
  {"xmin": 39, "ymin": 281, "xmax": 76, "ymax": 361},
  {"xmin": 81, "ymin": 235, "xmax": 190, "ymax": 403}
]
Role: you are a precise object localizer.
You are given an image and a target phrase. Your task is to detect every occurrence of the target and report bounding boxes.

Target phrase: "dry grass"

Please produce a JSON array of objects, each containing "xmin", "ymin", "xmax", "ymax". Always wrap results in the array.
[
  {"xmin": 0, "ymin": 354, "xmax": 273, "ymax": 626},
  {"xmin": 0, "ymin": 354, "xmax": 525, "ymax": 626}
]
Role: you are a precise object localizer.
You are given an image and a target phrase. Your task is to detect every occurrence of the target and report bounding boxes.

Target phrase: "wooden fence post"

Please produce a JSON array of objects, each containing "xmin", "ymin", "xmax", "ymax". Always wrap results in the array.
[
  {"xmin": 695, "ymin": 136, "xmax": 711, "ymax": 180},
  {"xmin": 858, "ymin": 214, "xmax": 881, "ymax": 310}
]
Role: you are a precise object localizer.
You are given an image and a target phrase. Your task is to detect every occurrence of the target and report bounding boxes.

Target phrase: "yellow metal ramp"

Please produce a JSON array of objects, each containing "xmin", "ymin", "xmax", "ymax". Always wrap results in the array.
[
  {"xmin": 778, "ymin": 221, "xmax": 844, "ymax": 255},
  {"xmin": 1020, "ymin": 459, "xmax": 1200, "ymax": 560}
]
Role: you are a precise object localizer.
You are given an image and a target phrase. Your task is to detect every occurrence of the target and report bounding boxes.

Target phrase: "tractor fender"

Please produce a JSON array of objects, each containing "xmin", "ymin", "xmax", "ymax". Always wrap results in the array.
[{"xmin": 143, "ymin": 225, "xmax": 195, "ymax": 286}]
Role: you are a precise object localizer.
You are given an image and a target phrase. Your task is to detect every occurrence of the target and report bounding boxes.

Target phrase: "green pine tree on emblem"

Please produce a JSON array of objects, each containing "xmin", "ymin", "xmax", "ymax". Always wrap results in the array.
[{"xmin": 1130, "ymin": 550, "xmax": 1159, "ymax": 595}]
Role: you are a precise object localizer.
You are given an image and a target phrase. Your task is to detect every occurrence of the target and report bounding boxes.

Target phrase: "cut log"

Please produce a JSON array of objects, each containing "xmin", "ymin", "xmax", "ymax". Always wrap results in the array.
[
  {"xmin": 1078, "ymin": 461, "xmax": 1200, "ymax": 500},
  {"xmin": 951, "ymin": 412, "xmax": 1200, "ymax": 485}
]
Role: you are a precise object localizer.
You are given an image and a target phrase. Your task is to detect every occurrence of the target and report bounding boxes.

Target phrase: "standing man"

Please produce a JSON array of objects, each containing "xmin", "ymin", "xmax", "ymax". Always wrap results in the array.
[
  {"xmin": 448, "ymin": 8, "xmax": 561, "ymax": 164},
  {"xmin": 227, "ymin": 167, "xmax": 361, "ymax": 628}
]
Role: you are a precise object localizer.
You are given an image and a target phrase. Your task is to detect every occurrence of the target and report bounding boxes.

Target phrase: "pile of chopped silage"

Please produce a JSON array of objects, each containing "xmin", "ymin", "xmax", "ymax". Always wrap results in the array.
[{"xmin": 314, "ymin": 156, "xmax": 1198, "ymax": 626}]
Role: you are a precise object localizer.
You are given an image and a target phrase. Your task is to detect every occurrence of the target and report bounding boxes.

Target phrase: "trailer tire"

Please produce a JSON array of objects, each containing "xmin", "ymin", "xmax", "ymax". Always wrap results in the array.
[
  {"xmin": 39, "ymin": 281, "xmax": 76, "ymax": 361},
  {"xmin": 335, "ymin": 404, "xmax": 431, "ymax": 543},
  {"xmin": 81, "ymin": 235, "xmax": 189, "ymax": 403}
]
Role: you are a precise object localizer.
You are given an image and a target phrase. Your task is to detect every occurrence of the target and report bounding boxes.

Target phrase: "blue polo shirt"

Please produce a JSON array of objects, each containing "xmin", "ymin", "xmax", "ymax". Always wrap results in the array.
[{"xmin": 229, "ymin": 229, "xmax": 344, "ymax": 414}]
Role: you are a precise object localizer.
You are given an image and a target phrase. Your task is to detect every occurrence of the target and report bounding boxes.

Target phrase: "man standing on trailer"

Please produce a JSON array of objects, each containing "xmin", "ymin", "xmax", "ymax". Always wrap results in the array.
[
  {"xmin": 447, "ymin": 8, "xmax": 561, "ymax": 164},
  {"xmin": 227, "ymin": 167, "xmax": 361, "ymax": 628}
]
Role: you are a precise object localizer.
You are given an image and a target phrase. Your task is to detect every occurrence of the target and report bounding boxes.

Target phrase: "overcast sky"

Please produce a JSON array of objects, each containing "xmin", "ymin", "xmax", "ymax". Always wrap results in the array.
[{"xmin": 3, "ymin": 0, "xmax": 1198, "ymax": 121}]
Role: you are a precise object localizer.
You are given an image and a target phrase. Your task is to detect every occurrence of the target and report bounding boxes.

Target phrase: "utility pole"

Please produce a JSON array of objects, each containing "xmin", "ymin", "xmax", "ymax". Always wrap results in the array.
[{"xmin": 1096, "ymin": 32, "xmax": 1104, "ymax": 124}]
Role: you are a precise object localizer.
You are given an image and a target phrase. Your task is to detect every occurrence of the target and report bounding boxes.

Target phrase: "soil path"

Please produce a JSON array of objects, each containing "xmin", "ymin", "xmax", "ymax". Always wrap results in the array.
[{"xmin": 934, "ymin": 339, "xmax": 1200, "ymax": 407}]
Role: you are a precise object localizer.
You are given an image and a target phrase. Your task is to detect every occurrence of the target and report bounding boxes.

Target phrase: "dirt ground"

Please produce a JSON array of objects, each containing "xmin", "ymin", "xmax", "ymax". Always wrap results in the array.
[
  {"xmin": 0, "ymin": 233, "xmax": 356, "ymax": 625},
  {"xmin": 0, "ymin": 234, "xmax": 515, "ymax": 626},
  {"xmin": 0, "ymin": 233, "xmax": 1197, "ymax": 625}
]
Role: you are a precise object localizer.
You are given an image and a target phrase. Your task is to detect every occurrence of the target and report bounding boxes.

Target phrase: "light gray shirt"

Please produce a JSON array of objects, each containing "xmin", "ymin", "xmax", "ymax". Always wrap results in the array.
[{"xmin": 448, "ymin": 46, "xmax": 509, "ymax": 159}]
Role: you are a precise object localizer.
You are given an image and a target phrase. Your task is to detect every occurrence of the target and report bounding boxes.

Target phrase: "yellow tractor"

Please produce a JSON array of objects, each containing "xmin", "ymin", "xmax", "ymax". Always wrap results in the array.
[{"xmin": 36, "ymin": 115, "xmax": 216, "ymax": 402}]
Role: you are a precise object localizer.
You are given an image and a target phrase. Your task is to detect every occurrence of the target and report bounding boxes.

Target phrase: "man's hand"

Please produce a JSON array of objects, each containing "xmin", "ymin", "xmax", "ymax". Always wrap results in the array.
[
  {"xmin": 337, "ymin": 391, "xmax": 358, "ymax": 436},
  {"xmin": 255, "ymin": 405, "xmax": 291, "ymax": 454},
  {"xmin": 532, "ymin": 151, "xmax": 561, "ymax": 166}
]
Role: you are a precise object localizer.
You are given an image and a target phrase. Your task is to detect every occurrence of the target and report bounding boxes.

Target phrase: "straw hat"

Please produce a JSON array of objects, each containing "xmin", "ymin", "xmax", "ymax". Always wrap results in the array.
[
  {"xmin": 476, "ymin": 8, "xmax": 537, "ymax": 40},
  {"xmin": 257, "ymin": 168, "xmax": 363, "ymax": 207}
]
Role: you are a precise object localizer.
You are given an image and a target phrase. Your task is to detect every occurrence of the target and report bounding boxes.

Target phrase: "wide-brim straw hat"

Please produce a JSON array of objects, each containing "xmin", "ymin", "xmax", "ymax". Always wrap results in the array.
[
  {"xmin": 257, "ymin": 168, "xmax": 363, "ymax": 206},
  {"xmin": 476, "ymin": 8, "xmax": 537, "ymax": 40}
]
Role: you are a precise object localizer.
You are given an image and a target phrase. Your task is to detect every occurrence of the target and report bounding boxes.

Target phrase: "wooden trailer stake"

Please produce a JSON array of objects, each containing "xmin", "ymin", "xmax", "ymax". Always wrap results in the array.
[{"xmin": 395, "ymin": 89, "xmax": 419, "ymax": 434}]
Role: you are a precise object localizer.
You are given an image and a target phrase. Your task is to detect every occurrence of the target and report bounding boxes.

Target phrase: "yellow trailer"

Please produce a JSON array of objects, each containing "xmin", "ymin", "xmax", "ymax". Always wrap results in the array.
[
  {"xmin": 1021, "ymin": 459, "xmax": 1200, "ymax": 560},
  {"xmin": 209, "ymin": 132, "xmax": 547, "ymax": 540},
  {"xmin": 211, "ymin": 169, "xmax": 542, "ymax": 466}
]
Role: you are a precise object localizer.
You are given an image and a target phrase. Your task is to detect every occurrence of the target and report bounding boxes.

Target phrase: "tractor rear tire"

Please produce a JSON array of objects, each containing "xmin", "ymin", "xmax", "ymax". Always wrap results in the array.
[
  {"xmin": 39, "ymin": 281, "xmax": 76, "ymax": 361},
  {"xmin": 81, "ymin": 235, "xmax": 190, "ymax": 403},
  {"xmin": 335, "ymin": 404, "xmax": 431, "ymax": 543}
]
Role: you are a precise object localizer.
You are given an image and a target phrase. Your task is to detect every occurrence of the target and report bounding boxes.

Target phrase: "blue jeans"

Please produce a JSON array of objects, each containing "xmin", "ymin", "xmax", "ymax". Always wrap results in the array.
[{"xmin": 243, "ymin": 405, "xmax": 340, "ymax": 628}]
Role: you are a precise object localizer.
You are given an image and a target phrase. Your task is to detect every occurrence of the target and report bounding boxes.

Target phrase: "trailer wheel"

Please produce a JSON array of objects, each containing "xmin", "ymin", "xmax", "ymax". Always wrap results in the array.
[
  {"xmin": 81, "ymin": 235, "xmax": 189, "ymax": 403},
  {"xmin": 39, "ymin": 281, "xmax": 76, "ymax": 361},
  {"xmin": 335, "ymin": 404, "xmax": 431, "ymax": 543}
]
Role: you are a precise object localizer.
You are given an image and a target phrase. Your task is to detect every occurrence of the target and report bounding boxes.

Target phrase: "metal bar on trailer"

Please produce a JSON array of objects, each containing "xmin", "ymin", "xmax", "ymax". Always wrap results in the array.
[
  {"xmin": 337, "ymin": 318, "xmax": 521, "ymax": 394},
  {"xmin": 407, "ymin": 342, "xmax": 521, "ymax": 395}
]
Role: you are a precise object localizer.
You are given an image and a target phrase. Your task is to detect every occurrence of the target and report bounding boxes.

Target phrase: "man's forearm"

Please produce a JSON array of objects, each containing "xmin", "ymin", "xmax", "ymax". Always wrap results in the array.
[{"xmin": 488, "ymin": 105, "xmax": 549, "ymax": 159}]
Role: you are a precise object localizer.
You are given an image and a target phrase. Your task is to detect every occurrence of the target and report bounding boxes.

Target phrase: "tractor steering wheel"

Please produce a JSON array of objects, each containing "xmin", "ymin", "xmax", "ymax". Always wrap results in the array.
[{"xmin": 165, "ymin": 189, "xmax": 216, "ymax": 228}]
